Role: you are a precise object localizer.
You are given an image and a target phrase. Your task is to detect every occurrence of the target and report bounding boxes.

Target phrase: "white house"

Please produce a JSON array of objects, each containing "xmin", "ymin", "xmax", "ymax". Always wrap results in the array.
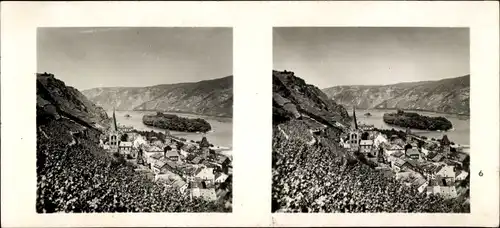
[
  {"xmin": 391, "ymin": 157, "xmax": 408, "ymax": 173},
  {"xmin": 416, "ymin": 179, "xmax": 430, "ymax": 193},
  {"xmin": 144, "ymin": 147, "xmax": 163, "ymax": 165},
  {"xmin": 133, "ymin": 136, "xmax": 148, "ymax": 149},
  {"xmin": 151, "ymin": 158, "xmax": 167, "ymax": 174},
  {"xmin": 359, "ymin": 140, "xmax": 374, "ymax": 154},
  {"xmin": 215, "ymin": 173, "xmax": 229, "ymax": 183},
  {"xmin": 195, "ymin": 167, "xmax": 215, "ymax": 182},
  {"xmin": 119, "ymin": 141, "xmax": 133, "ymax": 155},
  {"xmin": 455, "ymin": 170, "xmax": 469, "ymax": 181},
  {"xmin": 198, "ymin": 188, "xmax": 217, "ymax": 201},
  {"xmin": 427, "ymin": 185, "xmax": 458, "ymax": 199},
  {"xmin": 173, "ymin": 179, "xmax": 188, "ymax": 194},
  {"xmin": 421, "ymin": 147, "xmax": 430, "ymax": 157},
  {"xmin": 436, "ymin": 165, "xmax": 455, "ymax": 181},
  {"xmin": 165, "ymin": 150, "xmax": 180, "ymax": 161},
  {"xmin": 179, "ymin": 149, "xmax": 189, "ymax": 158},
  {"xmin": 384, "ymin": 144, "xmax": 404, "ymax": 157},
  {"xmin": 373, "ymin": 134, "xmax": 388, "ymax": 148}
]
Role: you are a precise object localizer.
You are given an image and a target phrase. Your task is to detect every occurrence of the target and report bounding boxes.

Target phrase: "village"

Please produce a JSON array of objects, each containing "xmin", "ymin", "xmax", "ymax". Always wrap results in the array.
[
  {"xmin": 99, "ymin": 109, "xmax": 233, "ymax": 204},
  {"xmin": 339, "ymin": 108, "xmax": 470, "ymax": 202}
]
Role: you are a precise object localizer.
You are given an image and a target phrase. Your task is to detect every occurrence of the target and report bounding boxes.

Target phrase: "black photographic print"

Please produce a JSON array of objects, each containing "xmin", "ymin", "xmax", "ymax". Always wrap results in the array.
[
  {"xmin": 272, "ymin": 27, "xmax": 470, "ymax": 213},
  {"xmin": 36, "ymin": 27, "xmax": 233, "ymax": 213}
]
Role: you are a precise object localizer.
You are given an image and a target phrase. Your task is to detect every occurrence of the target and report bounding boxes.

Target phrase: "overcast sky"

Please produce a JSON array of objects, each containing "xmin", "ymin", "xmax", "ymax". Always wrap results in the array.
[
  {"xmin": 274, "ymin": 27, "xmax": 469, "ymax": 88},
  {"xmin": 37, "ymin": 27, "xmax": 232, "ymax": 90}
]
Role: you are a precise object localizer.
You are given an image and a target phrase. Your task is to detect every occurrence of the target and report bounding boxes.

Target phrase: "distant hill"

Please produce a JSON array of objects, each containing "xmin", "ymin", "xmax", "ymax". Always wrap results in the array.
[
  {"xmin": 82, "ymin": 76, "xmax": 233, "ymax": 118},
  {"xmin": 322, "ymin": 75, "xmax": 470, "ymax": 115}
]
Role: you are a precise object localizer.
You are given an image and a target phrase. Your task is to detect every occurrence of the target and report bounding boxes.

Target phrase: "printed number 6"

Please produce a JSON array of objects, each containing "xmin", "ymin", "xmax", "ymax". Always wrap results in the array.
[{"xmin": 479, "ymin": 170, "xmax": 483, "ymax": 177}]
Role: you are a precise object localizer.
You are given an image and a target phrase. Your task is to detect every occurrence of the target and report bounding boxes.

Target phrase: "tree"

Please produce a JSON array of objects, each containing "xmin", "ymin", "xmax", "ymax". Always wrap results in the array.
[
  {"xmin": 120, "ymin": 134, "xmax": 128, "ymax": 142},
  {"xmin": 404, "ymin": 144, "xmax": 412, "ymax": 151},
  {"xmin": 176, "ymin": 142, "xmax": 185, "ymax": 151},
  {"xmin": 164, "ymin": 145, "xmax": 172, "ymax": 157},
  {"xmin": 361, "ymin": 132, "xmax": 370, "ymax": 140}
]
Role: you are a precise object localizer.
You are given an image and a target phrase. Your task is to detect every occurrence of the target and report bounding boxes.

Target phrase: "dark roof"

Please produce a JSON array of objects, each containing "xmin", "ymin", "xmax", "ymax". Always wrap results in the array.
[
  {"xmin": 405, "ymin": 159, "xmax": 418, "ymax": 167},
  {"xmin": 216, "ymin": 154, "xmax": 230, "ymax": 164},
  {"xmin": 406, "ymin": 148, "xmax": 420, "ymax": 156},
  {"xmin": 392, "ymin": 151, "xmax": 404, "ymax": 158},
  {"xmin": 432, "ymin": 154, "xmax": 444, "ymax": 162},
  {"xmin": 191, "ymin": 156, "xmax": 204, "ymax": 164}
]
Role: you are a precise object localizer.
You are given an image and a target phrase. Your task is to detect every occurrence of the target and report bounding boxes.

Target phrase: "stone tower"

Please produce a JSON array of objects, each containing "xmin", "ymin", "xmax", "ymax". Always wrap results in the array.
[{"xmin": 109, "ymin": 107, "xmax": 120, "ymax": 152}]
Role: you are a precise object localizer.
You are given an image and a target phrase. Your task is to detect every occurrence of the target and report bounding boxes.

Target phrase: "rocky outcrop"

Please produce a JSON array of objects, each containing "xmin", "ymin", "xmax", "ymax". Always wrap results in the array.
[
  {"xmin": 272, "ymin": 70, "xmax": 351, "ymax": 128},
  {"xmin": 322, "ymin": 75, "xmax": 470, "ymax": 115},
  {"xmin": 82, "ymin": 76, "xmax": 233, "ymax": 117},
  {"xmin": 36, "ymin": 73, "xmax": 110, "ymax": 131}
]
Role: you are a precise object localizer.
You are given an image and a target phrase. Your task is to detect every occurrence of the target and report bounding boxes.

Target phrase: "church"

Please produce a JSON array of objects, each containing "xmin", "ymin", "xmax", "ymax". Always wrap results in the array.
[
  {"xmin": 108, "ymin": 108, "xmax": 121, "ymax": 153},
  {"xmin": 347, "ymin": 106, "xmax": 362, "ymax": 152}
]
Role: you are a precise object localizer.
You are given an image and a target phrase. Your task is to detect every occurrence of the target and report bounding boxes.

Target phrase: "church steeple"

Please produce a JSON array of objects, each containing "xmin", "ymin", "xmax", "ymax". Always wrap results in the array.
[
  {"xmin": 112, "ymin": 107, "xmax": 118, "ymax": 132},
  {"xmin": 352, "ymin": 106, "xmax": 358, "ymax": 130}
]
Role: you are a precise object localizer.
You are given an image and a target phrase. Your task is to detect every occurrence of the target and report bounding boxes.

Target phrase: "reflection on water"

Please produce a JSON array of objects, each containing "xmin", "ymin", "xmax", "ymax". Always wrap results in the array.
[
  {"xmin": 356, "ymin": 109, "xmax": 470, "ymax": 146},
  {"xmin": 108, "ymin": 110, "xmax": 233, "ymax": 148}
]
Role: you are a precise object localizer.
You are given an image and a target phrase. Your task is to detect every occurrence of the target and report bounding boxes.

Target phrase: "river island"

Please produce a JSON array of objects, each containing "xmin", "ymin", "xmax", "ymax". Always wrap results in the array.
[
  {"xmin": 383, "ymin": 110, "xmax": 453, "ymax": 131},
  {"xmin": 143, "ymin": 112, "xmax": 212, "ymax": 133}
]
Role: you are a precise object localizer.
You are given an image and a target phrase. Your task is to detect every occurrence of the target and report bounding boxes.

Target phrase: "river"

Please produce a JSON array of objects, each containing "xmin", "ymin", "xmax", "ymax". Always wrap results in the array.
[
  {"xmin": 355, "ymin": 109, "xmax": 470, "ymax": 146},
  {"xmin": 108, "ymin": 110, "xmax": 233, "ymax": 149}
]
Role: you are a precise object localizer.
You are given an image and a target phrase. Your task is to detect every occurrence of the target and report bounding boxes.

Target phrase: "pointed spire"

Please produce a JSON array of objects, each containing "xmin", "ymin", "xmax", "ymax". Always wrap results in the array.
[
  {"xmin": 353, "ymin": 106, "xmax": 358, "ymax": 130},
  {"xmin": 112, "ymin": 107, "xmax": 118, "ymax": 131}
]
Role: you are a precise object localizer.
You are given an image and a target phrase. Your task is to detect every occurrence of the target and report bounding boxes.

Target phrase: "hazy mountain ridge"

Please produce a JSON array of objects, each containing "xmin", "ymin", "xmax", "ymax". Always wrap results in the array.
[
  {"xmin": 82, "ymin": 76, "xmax": 233, "ymax": 117},
  {"xmin": 322, "ymin": 75, "xmax": 470, "ymax": 115}
]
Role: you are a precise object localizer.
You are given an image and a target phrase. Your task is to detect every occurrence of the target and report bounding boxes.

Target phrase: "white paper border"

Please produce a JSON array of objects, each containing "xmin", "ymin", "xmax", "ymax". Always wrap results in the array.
[{"xmin": 1, "ymin": 1, "xmax": 498, "ymax": 227}]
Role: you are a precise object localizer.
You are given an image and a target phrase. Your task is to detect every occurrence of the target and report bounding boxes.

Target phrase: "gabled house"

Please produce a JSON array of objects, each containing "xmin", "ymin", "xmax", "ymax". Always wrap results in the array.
[
  {"xmin": 436, "ymin": 165, "xmax": 455, "ymax": 181},
  {"xmin": 426, "ymin": 185, "xmax": 457, "ymax": 199},
  {"xmin": 412, "ymin": 177, "xmax": 429, "ymax": 193},
  {"xmin": 143, "ymin": 149, "xmax": 163, "ymax": 166},
  {"xmin": 190, "ymin": 156, "xmax": 204, "ymax": 165},
  {"xmin": 165, "ymin": 150, "xmax": 180, "ymax": 161},
  {"xmin": 430, "ymin": 154, "xmax": 444, "ymax": 162},
  {"xmin": 155, "ymin": 173, "xmax": 188, "ymax": 194},
  {"xmin": 173, "ymin": 179, "xmax": 188, "ymax": 194},
  {"xmin": 119, "ymin": 141, "xmax": 133, "ymax": 155},
  {"xmin": 384, "ymin": 144, "xmax": 404, "ymax": 157},
  {"xmin": 133, "ymin": 135, "xmax": 148, "ymax": 149},
  {"xmin": 450, "ymin": 152, "xmax": 468, "ymax": 167},
  {"xmin": 405, "ymin": 148, "xmax": 420, "ymax": 160},
  {"xmin": 359, "ymin": 140, "xmax": 374, "ymax": 154},
  {"xmin": 152, "ymin": 158, "xmax": 167, "ymax": 174},
  {"xmin": 391, "ymin": 157, "xmax": 408, "ymax": 173},
  {"xmin": 216, "ymin": 154, "xmax": 231, "ymax": 173},
  {"xmin": 373, "ymin": 134, "xmax": 388, "ymax": 148},
  {"xmin": 195, "ymin": 167, "xmax": 215, "ymax": 182},
  {"xmin": 455, "ymin": 170, "xmax": 469, "ymax": 181},
  {"xmin": 214, "ymin": 172, "xmax": 229, "ymax": 183},
  {"xmin": 191, "ymin": 187, "xmax": 217, "ymax": 202},
  {"xmin": 421, "ymin": 147, "xmax": 430, "ymax": 157}
]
